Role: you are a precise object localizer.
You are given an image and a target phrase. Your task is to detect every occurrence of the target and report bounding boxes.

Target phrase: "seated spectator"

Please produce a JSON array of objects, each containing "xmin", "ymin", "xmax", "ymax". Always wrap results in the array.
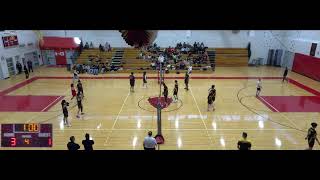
[
  {"xmin": 99, "ymin": 44, "xmax": 104, "ymax": 52},
  {"xmin": 84, "ymin": 42, "xmax": 89, "ymax": 49}
]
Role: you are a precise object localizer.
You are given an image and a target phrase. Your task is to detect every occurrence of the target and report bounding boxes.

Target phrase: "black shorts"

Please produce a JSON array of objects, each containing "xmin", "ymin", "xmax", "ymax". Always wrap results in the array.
[
  {"xmin": 308, "ymin": 139, "xmax": 315, "ymax": 148},
  {"xmin": 144, "ymin": 147, "xmax": 156, "ymax": 150},
  {"xmin": 143, "ymin": 79, "xmax": 147, "ymax": 83},
  {"xmin": 77, "ymin": 104, "xmax": 83, "ymax": 109},
  {"xmin": 208, "ymin": 100, "xmax": 213, "ymax": 105},
  {"xmin": 63, "ymin": 112, "xmax": 68, "ymax": 118},
  {"xmin": 130, "ymin": 83, "xmax": 135, "ymax": 87},
  {"xmin": 257, "ymin": 88, "xmax": 261, "ymax": 91},
  {"xmin": 173, "ymin": 92, "xmax": 177, "ymax": 95}
]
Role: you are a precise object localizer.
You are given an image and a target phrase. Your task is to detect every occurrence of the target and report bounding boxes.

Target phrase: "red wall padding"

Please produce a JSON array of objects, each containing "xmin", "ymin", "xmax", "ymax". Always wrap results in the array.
[{"xmin": 292, "ymin": 53, "xmax": 320, "ymax": 81}]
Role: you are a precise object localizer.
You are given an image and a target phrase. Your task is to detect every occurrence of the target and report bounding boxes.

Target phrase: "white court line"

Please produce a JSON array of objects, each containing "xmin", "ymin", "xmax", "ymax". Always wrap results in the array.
[
  {"xmin": 104, "ymin": 91, "xmax": 130, "ymax": 145},
  {"xmin": 259, "ymin": 96, "xmax": 280, "ymax": 112},
  {"xmin": 258, "ymin": 96, "xmax": 300, "ymax": 130},
  {"xmin": 189, "ymin": 85, "xmax": 214, "ymax": 146},
  {"xmin": 41, "ymin": 96, "xmax": 62, "ymax": 112}
]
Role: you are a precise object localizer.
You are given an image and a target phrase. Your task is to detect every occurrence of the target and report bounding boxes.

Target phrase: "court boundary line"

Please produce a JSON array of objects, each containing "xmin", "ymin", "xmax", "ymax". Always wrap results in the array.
[
  {"xmin": 189, "ymin": 85, "xmax": 215, "ymax": 146},
  {"xmin": 41, "ymin": 96, "xmax": 64, "ymax": 112},
  {"xmin": 257, "ymin": 96, "xmax": 280, "ymax": 112},
  {"xmin": 104, "ymin": 90, "xmax": 130, "ymax": 145},
  {"xmin": 52, "ymin": 128, "xmax": 297, "ymax": 131}
]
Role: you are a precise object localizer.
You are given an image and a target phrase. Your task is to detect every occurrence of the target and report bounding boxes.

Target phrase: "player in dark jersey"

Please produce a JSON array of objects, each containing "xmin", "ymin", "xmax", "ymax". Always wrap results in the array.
[
  {"xmin": 305, "ymin": 122, "xmax": 320, "ymax": 150},
  {"xmin": 61, "ymin": 100, "xmax": 71, "ymax": 127},
  {"xmin": 237, "ymin": 132, "xmax": 252, "ymax": 150},
  {"xmin": 207, "ymin": 90, "xmax": 214, "ymax": 111},
  {"xmin": 129, "ymin": 72, "xmax": 135, "ymax": 92},
  {"xmin": 142, "ymin": 71, "xmax": 147, "ymax": 88},
  {"xmin": 184, "ymin": 72, "xmax": 189, "ymax": 91},
  {"xmin": 24, "ymin": 65, "xmax": 29, "ymax": 79},
  {"xmin": 77, "ymin": 80, "xmax": 84, "ymax": 97},
  {"xmin": 173, "ymin": 80, "xmax": 179, "ymax": 103},
  {"xmin": 211, "ymin": 85, "xmax": 216, "ymax": 110},
  {"xmin": 282, "ymin": 67, "xmax": 288, "ymax": 82},
  {"xmin": 76, "ymin": 92, "xmax": 84, "ymax": 118},
  {"xmin": 163, "ymin": 82, "xmax": 168, "ymax": 103}
]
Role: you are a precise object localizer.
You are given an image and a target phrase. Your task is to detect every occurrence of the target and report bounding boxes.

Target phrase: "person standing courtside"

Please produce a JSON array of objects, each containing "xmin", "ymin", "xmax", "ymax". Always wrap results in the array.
[
  {"xmin": 143, "ymin": 131, "xmax": 157, "ymax": 150},
  {"xmin": 27, "ymin": 60, "xmax": 33, "ymax": 72},
  {"xmin": 82, "ymin": 133, "xmax": 94, "ymax": 151},
  {"xmin": 67, "ymin": 136, "xmax": 80, "ymax": 150},
  {"xmin": 305, "ymin": 122, "xmax": 320, "ymax": 150},
  {"xmin": 23, "ymin": 64, "xmax": 29, "ymax": 79},
  {"xmin": 237, "ymin": 132, "xmax": 252, "ymax": 150},
  {"xmin": 282, "ymin": 67, "xmax": 288, "ymax": 82}
]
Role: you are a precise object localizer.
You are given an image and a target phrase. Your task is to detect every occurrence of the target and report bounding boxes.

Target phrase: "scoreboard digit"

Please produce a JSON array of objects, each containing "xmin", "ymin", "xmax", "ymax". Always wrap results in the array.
[{"xmin": 1, "ymin": 124, "xmax": 53, "ymax": 147}]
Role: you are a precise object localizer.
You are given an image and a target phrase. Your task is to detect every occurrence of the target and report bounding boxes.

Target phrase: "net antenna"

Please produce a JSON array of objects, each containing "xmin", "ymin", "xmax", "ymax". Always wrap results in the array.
[{"xmin": 155, "ymin": 55, "xmax": 165, "ymax": 146}]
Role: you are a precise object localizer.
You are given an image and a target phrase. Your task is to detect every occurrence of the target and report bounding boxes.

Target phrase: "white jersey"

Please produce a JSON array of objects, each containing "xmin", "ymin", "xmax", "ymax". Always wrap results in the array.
[{"xmin": 257, "ymin": 80, "xmax": 262, "ymax": 89}]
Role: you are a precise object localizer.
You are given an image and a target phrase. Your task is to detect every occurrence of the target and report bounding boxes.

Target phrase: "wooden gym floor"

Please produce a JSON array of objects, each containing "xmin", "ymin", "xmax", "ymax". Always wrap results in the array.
[{"xmin": 0, "ymin": 66, "xmax": 319, "ymax": 150}]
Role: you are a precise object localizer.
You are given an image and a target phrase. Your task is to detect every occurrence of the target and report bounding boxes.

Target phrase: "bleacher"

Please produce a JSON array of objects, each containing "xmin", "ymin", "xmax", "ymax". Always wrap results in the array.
[
  {"xmin": 77, "ymin": 48, "xmax": 114, "ymax": 65},
  {"xmin": 214, "ymin": 48, "xmax": 248, "ymax": 66},
  {"xmin": 77, "ymin": 47, "xmax": 249, "ymax": 72}
]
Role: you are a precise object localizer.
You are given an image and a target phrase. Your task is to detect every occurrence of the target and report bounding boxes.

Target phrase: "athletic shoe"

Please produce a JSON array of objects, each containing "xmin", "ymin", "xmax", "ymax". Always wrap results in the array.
[
  {"xmin": 81, "ymin": 113, "xmax": 85, "ymax": 115},
  {"xmin": 76, "ymin": 115, "xmax": 80, "ymax": 118}
]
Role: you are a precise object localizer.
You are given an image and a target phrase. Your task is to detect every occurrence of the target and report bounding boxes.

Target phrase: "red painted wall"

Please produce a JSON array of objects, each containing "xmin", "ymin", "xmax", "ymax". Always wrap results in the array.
[{"xmin": 292, "ymin": 53, "xmax": 320, "ymax": 81}]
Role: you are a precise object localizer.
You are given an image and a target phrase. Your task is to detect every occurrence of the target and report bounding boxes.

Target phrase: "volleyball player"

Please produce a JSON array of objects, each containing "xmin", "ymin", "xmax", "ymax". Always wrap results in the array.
[
  {"xmin": 71, "ymin": 83, "xmax": 77, "ymax": 100},
  {"xmin": 173, "ymin": 80, "xmax": 179, "ymax": 103},
  {"xmin": 129, "ymin": 72, "xmax": 135, "ymax": 92},
  {"xmin": 77, "ymin": 80, "xmax": 84, "ymax": 97},
  {"xmin": 211, "ymin": 85, "xmax": 216, "ymax": 110},
  {"xmin": 76, "ymin": 91, "xmax": 84, "ymax": 118},
  {"xmin": 184, "ymin": 72, "xmax": 189, "ymax": 91},
  {"xmin": 305, "ymin": 122, "xmax": 320, "ymax": 150},
  {"xmin": 142, "ymin": 71, "xmax": 147, "ymax": 88},
  {"xmin": 256, "ymin": 78, "xmax": 262, "ymax": 96},
  {"xmin": 163, "ymin": 82, "xmax": 168, "ymax": 103},
  {"xmin": 207, "ymin": 90, "xmax": 214, "ymax": 111},
  {"xmin": 61, "ymin": 100, "xmax": 71, "ymax": 127}
]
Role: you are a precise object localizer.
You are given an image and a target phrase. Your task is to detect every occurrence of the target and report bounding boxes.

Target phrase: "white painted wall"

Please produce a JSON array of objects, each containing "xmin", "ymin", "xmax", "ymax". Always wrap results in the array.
[
  {"xmin": 41, "ymin": 30, "xmax": 249, "ymax": 48},
  {"xmin": 0, "ymin": 30, "xmax": 41, "ymax": 79}
]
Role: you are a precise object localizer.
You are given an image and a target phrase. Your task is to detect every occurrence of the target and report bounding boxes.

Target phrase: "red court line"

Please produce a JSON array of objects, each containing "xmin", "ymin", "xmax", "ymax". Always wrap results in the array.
[
  {"xmin": 0, "ymin": 77, "xmax": 39, "ymax": 96},
  {"xmin": 41, "ymin": 96, "xmax": 65, "ymax": 112},
  {"xmin": 288, "ymin": 78, "xmax": 320, "ymax": 96},
  {"xmin": 36, "ymin": 76, "xmax": 283, "ymax": 80}
]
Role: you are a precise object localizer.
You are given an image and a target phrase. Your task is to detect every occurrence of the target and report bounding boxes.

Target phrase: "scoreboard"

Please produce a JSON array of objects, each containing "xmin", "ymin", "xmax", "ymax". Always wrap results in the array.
[
  {"xmin": 1, "ymin": 124, "xmax": 52, "ymax": 147},
  {"xmin": 2, "ymin": 35, "xmax": 19, "ymax": 48}
]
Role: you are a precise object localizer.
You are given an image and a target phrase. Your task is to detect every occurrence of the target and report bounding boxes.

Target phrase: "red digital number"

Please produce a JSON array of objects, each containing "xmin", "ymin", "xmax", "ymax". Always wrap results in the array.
[
  {"xmin": 10, "ymin": 137, "xmax": 17, "ymax": 146},
  {"xmin": 48, "ymin": 138, "xmax": 52, "ymax": 146}
]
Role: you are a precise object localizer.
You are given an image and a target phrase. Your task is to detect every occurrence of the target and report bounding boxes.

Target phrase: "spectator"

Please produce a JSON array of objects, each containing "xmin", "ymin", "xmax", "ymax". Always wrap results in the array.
[
  {"xmin": 27, "ymin": 60, "xmax": 33, "ymax": 73},
  {"xmin": 16, "ymin": 61, "xmax": 22, "ymax": 74},
  {"xmin": 143, "ymin": 131, "xmax": 157, "ymax": 150},
  {"xmin": 79, "ymin": 41, "xmax": 83, "ymax": 53},
  {"xmin": 99, "ymin": 44, "xmax": 104, "ymax": 52},
  {"xmin": 23, "ymin": 65, "xmax": 29, "ymax": 79},
  {"xmin": 237, "ymin": 132, "xmax": 252, "ymax": 150},
  {"xmin": 67, "ymin": 136, "xmax": 80, "ymax": 150},
  {"xmin": 82, "ymin": 133, "xmax": 94, "ymax": 151},
  {"xmin": 105, "ymin": 42, "xmax": 109, "ymax": 51},
  {"xmin": 84, "ymin": 42, "xmax": 89, "ymax": 49},
  {"xmin": 89, "ymin": 42, "xmax": 94, "ymax": 49}
]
